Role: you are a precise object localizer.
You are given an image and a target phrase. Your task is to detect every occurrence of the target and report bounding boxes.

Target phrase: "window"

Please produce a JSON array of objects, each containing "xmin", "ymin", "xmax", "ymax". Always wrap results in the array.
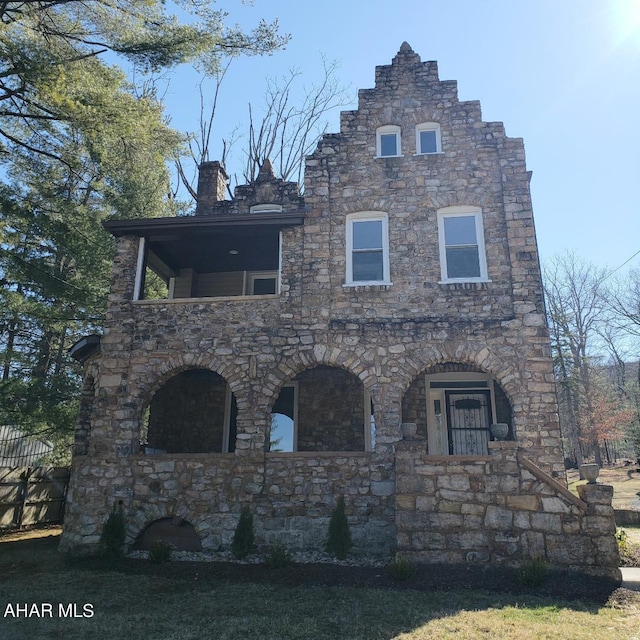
[
  {"xmin": 270, "ymin": 383, "xmax": 297, "ymax": 452},
  {"xmin": 416, "ymin": 122, "xmax": 441, "ymax": 154},
  {"xmin": 249, "ymin": 204, "xmax": 283, "ymax": 214},
  {"xmin": 376, "ymin": 125, "xmax": 401, "ymax": 157},
  {"xmin": 346, "ymin": 212, "xmax": 390, "ymax": 285},
  {"xmin": 437, "ymin": 206, "xmax": 488, "ymax": 282},
  {"xmin": 246, "ymin": 271, "xmax": 278, "ymax": 295}
]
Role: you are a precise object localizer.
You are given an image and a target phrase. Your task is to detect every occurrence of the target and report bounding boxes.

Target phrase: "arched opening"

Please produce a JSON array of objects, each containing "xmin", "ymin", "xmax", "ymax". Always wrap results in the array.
[
  {"xmin": 269, "ymin": 365, "xmax": 374, "ymax": 452},
  {"xmin": 402, "ymin": 362, "xmax": 513, "ymax": 455},
  {"xmin": 141, "ymin": 369, "xmax": 237, "ymax": 454},
  {"xmin": 133, "ymin": 517, "xmax": 202, "ymax": 552}
]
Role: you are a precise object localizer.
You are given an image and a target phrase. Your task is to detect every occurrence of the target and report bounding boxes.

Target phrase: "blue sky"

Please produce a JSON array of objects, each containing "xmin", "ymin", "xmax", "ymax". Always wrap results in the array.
[{"xmin": 161, "ymin": 0, "xmax": 640, "ymax": 273}]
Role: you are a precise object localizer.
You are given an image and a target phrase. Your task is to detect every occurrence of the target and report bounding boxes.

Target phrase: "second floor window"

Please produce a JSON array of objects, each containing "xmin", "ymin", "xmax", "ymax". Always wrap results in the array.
[
  {"xmin": 346, "ymin": 213, "xmax": 390, "ymax": 285},
  {"xmin": 437, "ymin": 206, "xmax": 488, "ymax": 282}
]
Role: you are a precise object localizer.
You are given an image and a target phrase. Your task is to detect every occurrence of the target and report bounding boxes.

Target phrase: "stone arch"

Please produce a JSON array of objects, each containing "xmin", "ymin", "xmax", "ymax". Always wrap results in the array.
[
  {"xmin": 141, "ymin": 367, "xmax": 238, "ymax": 454},
  {"xmin": 132, "ymin": 517, "xmax": 202, "ymax": 552},
  {"xmin": 266, "ymin": 347, "xmax": 377, "ymax": 452},
  {"xmin": 399, "ymin": 344, "xmax": 519, "ymax": 452},
  {"xmin": 134, "ymin": 354, "xmax": 247, "ymax": 416},
  {"xmin": 267, "ymin": 344, "xmax": 375, "ymax": 401},
  {"xmin": 127, "ymin": 502, "xmax": 207, "ymax": 551},
  {"xmin": 429, "ymin": 193, "xmax": 497, "ymax": 212},
  {"xmin": 398, "ymin": 343, "xmax": 521, "ymax": 406},
  {"xmin": 131, "ymin": 355, "xmax": 249, "ymax": 454}
]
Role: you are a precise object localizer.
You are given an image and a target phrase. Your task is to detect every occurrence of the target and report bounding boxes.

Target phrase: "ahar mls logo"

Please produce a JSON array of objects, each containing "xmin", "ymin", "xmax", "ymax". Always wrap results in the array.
[{"xmin": 3, "ymin": 603, "xmax": 94, "ymax": 618}]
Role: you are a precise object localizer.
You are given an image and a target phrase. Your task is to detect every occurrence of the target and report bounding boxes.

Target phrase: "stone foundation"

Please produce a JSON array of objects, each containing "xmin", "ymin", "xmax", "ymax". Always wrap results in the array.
[
  {"xmin": 395, "ymin": 441, "xmax": 620, "ymax": 579},
  {"xmin": 60, "ymin": 451, "xmax": 395, "ymax": 557},
  {"xmin": 61, "ymin": 442, "xmax": 620, "ymax": 581}
]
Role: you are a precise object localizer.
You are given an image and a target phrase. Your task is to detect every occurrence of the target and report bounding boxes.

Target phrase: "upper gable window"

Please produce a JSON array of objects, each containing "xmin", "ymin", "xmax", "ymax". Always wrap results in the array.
[
  {"xmin": 437, "ymin": 206, "xmax": 488, "ymax": 282},
  {"xmin": 250, "ymin": 204, "xmax": 283, "ymax": 214},
  {"xmin": 376, "ymin": 125, "xmax": 402, "ymax": 157},
  {"xmin": 346, "ymin": 212, "xmax": 390, "ymax": 285},
  {"xmin": 416, "ymin": 123, "xmax": 441, "ymax": 154}
]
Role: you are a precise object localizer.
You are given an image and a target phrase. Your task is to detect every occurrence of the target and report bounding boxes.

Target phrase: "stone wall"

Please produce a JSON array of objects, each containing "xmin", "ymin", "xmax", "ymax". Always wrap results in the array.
[
  {"xmin": 146, "ymin": 370, "xmax": 228, "ymax": 453},
  {"xmin": 395, "ymin": 441, "xmax": 620, "ymax": 579},
  {"xmin": 295, "ymin": 367, "xmax": 365, "ymax": 451},
  {"xmin": 61, "ymin": 452, "xmax": 395, "ymax": 556}
]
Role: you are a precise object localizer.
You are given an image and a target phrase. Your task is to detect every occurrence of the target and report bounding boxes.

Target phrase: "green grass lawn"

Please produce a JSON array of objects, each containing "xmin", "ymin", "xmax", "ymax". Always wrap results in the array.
[{"xmin": 1, "ymin": 533, "xmax": 639, "ymax": 640}]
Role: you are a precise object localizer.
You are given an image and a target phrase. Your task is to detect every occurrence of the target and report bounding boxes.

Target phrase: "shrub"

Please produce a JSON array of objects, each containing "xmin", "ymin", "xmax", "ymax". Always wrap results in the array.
[
  {"xmin": 148, "ymin": 538, "xmax": 174, "ymax": 563},
  {"xmin": 232, "ymin": 506, "xmax": 256, "ymax": 559},
  {"xmin": 100, "ymin": 502, "xmax": 126, "ymax": 556},
  {"xmin": 517, "ymin": 556, "xmax": 548, "ymax": 587},
  {"xmin": 388, "ymin": 556, "xmax": 417, "ymax": 581},
  {"xmin": 325, "ymin": 495, "xmax": 352, "ymax": 560},
  {"xmin": 616, "ymin": 527, "xmax": 630, "ymax": 554},
  {"xmin": 264, "ymin": 543, "xmax": 292, "ymax": 569}
]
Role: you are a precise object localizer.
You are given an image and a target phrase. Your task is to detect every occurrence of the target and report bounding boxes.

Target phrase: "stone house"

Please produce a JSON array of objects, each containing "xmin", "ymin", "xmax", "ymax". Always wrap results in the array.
[{"xmin": 61, "ymin": 44, "xmax": 620, "ymax": 578}]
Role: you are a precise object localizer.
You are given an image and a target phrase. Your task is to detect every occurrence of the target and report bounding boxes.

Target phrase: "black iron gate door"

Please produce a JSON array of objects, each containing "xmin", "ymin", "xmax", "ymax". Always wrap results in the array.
[{"xmin": 445, "ymin": 390, "xmax": 492, "ymax": 455}]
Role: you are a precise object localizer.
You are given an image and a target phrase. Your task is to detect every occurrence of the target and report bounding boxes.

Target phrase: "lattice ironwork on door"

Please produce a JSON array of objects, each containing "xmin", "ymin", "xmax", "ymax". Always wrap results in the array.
[{"xmin": 446, "ymin": 390, "xmax": 492, "ymax": 455}]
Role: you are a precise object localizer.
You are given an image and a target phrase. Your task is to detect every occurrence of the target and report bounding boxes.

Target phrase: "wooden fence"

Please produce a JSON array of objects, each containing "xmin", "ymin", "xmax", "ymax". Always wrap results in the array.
[{"xmin": 0, "ymin": 467, "xmax": 70, "ymax": 529}]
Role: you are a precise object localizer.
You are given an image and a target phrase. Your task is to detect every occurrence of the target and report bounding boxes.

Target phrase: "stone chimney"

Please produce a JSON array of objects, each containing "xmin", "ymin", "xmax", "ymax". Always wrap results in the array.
[{"xmin": 195, "ymin": 161, "xmax": 228, "ymax": 214}]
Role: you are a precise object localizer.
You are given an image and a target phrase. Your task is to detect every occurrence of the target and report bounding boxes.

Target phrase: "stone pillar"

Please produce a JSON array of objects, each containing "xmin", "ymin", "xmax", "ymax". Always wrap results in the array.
[{"xmin": 576, "ymin": 483, "xmax": 621, "ymax": 575}]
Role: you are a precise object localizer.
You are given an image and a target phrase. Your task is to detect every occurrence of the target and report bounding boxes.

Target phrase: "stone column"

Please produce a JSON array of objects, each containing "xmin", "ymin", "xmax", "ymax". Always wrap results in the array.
[{"xmin": 576, "ymin": 483, "xmax": 621, "ymax": 575}]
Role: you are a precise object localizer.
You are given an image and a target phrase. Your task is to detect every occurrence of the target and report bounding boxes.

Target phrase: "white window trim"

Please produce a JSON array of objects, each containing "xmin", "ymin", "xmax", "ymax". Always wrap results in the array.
[
  {"xmin": 437, "ymin": 205, "xmax": 489, "ymax": 283},
  {"xmin": 364, "ymin": 389, "xmax": 375, "ymax": 452},
  {"xmin": 250, "ymin": 203, "xmax": 283, "ymax": 214},
  {"xmin": 415, "ymin": 122, "xmax": 442, "ymax": 155},
  {"xmin": 222, "ymin": 384, "xmax": 234, "ymax": 453},
  {"xmin": 345, "ymin": 211, "xmax": 391, "ymax": 286},
  {"xmin": 133, "ymin": 237, "xmax": 146, "ymax": 301},
  {"xmin": 376, "ymin": 125, "xmax": 402, "ymax": 158}
]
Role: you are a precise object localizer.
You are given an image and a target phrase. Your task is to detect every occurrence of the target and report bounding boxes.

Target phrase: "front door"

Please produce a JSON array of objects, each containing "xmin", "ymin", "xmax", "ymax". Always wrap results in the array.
[{"xmin": 445, "ymin": 390, "xmax": 492, "ymax": 455}]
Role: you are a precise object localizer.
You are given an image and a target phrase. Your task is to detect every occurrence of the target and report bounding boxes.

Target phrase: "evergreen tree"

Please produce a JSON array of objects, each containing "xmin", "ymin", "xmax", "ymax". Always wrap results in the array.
[
  {"xmin": 231, "ymin": 506, "xmax": 255, "ymax": 559},
  {"xmin": 325, "ymin": 495, "xmax": 352, "ymax": 560}
]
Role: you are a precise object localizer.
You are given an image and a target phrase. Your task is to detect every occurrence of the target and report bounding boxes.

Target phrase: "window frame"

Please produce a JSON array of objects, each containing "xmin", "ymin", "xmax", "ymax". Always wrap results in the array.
[
  {"xmin": 249, "ymin": 203, "xmax": 283, "ymax": 214},
  {"xmin": 345, "ymin": 212, "xmax": 391, "ymax": 286},
  {"xmin": 437, "ymin": 206, "xmax": 489, "ymax": 283},
  {"xmin": 270, "ymin": 382, "xmax": 298, "ymax": 452},
  {"xmin": 376, "ymin": 125, "xmax": 402, "ymax": 158},
  {"xmin": 415, "ymin": 122, "xmax": 442, "ymax": 155},
  {"xmin": 246, "ymin": 270, "xmax": 279, "ymax": 295}
]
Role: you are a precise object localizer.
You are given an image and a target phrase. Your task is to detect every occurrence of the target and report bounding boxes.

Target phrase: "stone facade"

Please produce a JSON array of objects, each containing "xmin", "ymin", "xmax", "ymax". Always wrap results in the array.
[{"xmin": 61, "ymin": 44, "xmax": 620, "ymax": 579}]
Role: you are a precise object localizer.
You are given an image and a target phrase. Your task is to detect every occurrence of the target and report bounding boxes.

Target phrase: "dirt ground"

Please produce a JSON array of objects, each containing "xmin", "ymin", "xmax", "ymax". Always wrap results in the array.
[{"xmin": 0, "ymin": 527, "xmax": 624, "ymax": 604}]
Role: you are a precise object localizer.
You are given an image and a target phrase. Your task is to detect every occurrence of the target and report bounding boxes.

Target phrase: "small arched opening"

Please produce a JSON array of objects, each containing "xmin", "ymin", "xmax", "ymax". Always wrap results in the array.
[{"xmin": 133, "ymin": 517, "xmax": 202, "ymax": 552}]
